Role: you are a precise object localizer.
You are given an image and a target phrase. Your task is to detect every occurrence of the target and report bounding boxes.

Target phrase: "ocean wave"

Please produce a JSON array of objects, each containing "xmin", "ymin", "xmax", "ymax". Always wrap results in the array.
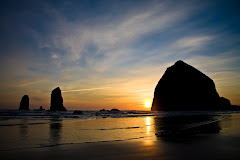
[{"xmin": 0, "ymin": 109, "xmax": 238, "ymax": 126}]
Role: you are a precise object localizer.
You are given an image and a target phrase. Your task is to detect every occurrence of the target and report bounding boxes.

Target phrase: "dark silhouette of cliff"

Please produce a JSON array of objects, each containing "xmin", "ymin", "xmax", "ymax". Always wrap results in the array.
[
  {"xmin": 50, "ymin": 87, "xmax": 67, "ymax": 111},
  {"xmin": 152, "ymin": 60, "xmax": 231, "ymax": 111},
  {"xmin": 19, "ymin": 95, "xmax": 29, "ymax": 110}
]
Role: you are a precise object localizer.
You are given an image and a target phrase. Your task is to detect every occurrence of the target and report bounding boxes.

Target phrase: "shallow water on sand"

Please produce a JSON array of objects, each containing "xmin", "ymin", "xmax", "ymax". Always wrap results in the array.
[
  {"xmin": 1, "ymin": 110, "xmax": 240, "ymax": 159},
  {"xmin": 0, "ymin": 110, "xmax": 157, "ymax": 151}
]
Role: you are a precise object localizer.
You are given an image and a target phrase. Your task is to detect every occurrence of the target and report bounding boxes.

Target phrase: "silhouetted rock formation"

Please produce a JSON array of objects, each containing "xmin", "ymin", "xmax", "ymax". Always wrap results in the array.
[
  {"xmin": 110, "ymin": 108, "xmax": 120, "ymax": 112},
  {"xmin": 230, "ymin": 105, "xmax": 240, "ymax": 110},
  {"xmin": 152, "ymin": 60, "xmax": 231, "ymax": 111},
  {"xmin": 50, "ymin": 87, "xmax": 67, "ymax": 111},
  {"xmin": 38, "ymin": 106, "xmax": 45, "ymax": 111},
  {"xmin": 19, "ymin": 95, "xmax": 29, "ymax": 110},
  {"xmin": 34, "ymin": 106, "xmax": 45, "ymax": 111},
  {"xmin": 39, "ymin": 106, "xmax": 44, "ymax": 110},
  {"xmin": 73, "ymin": 110, "xmax": 82, "ymax": 114},
  {"xmin": 220, "ymin": 97, "xmax": 231, "ymax": 107}
]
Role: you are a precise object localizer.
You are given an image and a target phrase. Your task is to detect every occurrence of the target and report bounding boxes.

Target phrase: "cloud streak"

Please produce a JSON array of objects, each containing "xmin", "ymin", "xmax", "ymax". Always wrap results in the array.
[
  {"xmin": 42, "ymin": 0, "xmax": 197, "ymax": 72},
  {"xmin": 175, "ymin": 35, "xmax": 214, "ymax": 51},
  {"xmin": 62, "ymin": 87, "xmax": 111, "ymax": 93}
]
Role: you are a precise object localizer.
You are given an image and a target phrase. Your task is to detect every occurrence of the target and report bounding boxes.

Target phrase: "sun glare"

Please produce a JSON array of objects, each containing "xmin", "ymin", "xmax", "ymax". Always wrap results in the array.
[{"xmin": 144, "ymin": 100, "xmax": 152, "ymax": 108}]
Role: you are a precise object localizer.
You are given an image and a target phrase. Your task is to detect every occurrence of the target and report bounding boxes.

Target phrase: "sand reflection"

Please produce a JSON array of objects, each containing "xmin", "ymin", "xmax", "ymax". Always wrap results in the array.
[
  {"xmin": 144, "ymin": 116, "xmax": 156, "ymax": 146},
  {"xmin": 49, "ymin": 118, "xmax": 62, "ymax": 144},
  {"xmin": 145, "ymin": 116, "xmax": 151, "ymax": 135},
  {"xmin": 154, "ymin": 114, "xmax": 222, "ymax": 142},
  {"xmin": 19, "ymin": 119, "xmax": 29, "ymax": 140}
]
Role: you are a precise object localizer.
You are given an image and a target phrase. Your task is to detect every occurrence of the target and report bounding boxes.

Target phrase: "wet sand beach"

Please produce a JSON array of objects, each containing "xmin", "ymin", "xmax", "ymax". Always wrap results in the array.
[{"xmin": 1, "ymin": 111, "xmax": 240, "ymax": 160}]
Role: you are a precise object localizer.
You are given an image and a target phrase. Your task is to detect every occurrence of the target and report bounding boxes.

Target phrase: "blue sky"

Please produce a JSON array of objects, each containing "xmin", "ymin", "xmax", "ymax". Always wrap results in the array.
[{"xmin": 0, "ymin": 0, "xmax": 240, "ymax": 110}]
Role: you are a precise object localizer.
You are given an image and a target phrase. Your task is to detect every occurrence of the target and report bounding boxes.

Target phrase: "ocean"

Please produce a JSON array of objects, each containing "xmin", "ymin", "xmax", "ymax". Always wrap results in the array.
[{"xmin": 1, "ymin": 110, "xmax": 240, "ymax": 159}]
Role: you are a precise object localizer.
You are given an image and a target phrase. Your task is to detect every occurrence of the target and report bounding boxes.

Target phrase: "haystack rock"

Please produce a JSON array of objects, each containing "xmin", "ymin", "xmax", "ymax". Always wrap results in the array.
[
  {"xmin": 50, "ymin": 87, "xmax": 67, "ymax": 111},
  {"xmin": 19, "ymin": 95, "xmax": 29, "ymax": 110},
  {"xmin": 151, "ymin": 60, "xmax": 231, "ymax": 111}
]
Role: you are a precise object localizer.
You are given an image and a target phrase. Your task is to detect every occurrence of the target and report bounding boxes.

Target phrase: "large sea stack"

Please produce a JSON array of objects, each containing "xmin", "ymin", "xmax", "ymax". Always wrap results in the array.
[
  {"xmin": 50, "ymin": 87, "xmax": 67, "ymax": 111},
  {"xmin": 151, "ymin": 60, "xmax": 231, "ymax": 111},
  {"xmin": 19, "ymin": 95, "xmax": 29, "ymax": 110}
]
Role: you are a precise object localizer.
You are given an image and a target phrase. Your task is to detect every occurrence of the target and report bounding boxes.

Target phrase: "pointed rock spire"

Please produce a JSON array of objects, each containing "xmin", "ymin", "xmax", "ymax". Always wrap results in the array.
[
  {"xmin": 19, "ymin": 95, "xmax": 29, "ymax": 110},
  {"xmin": 50, "ymin": 87, "xmax": 67, "ymax": 111}
]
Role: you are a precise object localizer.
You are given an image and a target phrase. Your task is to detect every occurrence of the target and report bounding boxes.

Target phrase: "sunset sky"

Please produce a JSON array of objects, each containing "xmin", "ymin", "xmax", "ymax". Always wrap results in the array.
[{"xmin": 0, "ymin": 0, "xmax": 240, "ymax": 110}]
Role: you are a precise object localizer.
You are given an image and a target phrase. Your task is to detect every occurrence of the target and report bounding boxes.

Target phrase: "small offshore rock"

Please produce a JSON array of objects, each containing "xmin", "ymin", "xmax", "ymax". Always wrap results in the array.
[
  {"xmin": 73, "ymin": 110, "xmax": 83, "ymax": 114},
  {"xmin": 110, "ymin": 108, "xmax": 120, "ymax": 112},
  {"xmin": 34, "ymin": 106, "xmax": 45, "ymax": 111},
  {"xmin": 39, "ymin": 106, "xmax": 45, "ymax": 110}
]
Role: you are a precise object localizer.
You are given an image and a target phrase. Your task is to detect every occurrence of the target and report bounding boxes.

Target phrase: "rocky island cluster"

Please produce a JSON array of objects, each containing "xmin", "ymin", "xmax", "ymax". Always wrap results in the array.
[
  {"xmin": 19, "ymin": 87, "xmax": 67, "ymax": 111},
  {"xmin": 152, "ymin": 60, "xmax": 232, "ymax": 111}
]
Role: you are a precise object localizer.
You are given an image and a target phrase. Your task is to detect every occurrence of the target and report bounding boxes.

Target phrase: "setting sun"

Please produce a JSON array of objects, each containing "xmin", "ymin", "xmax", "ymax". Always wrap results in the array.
[{"xmin": 144, "ymin": 100, "xmax": 152, "ymax": 108}]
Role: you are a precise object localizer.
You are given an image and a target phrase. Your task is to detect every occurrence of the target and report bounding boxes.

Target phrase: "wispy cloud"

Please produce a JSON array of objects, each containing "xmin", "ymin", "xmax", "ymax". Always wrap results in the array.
[
  {"xmin": 43, "ymin": 0, "xmax": 196, "ymax": 72},
  {"xmin": 175, "ymin": 35, "xmax": 214, "ymax": 51},
  {"xmin": 8, "ymin": 79, "xmax": 47, "ymax": 87},
  {"xmin": 62, "ymin": 87, "xmax": 110, "ymax": 93},
  {"xmin": 51, "ymin": 54, "xmax": 58, "ymax": 59}
]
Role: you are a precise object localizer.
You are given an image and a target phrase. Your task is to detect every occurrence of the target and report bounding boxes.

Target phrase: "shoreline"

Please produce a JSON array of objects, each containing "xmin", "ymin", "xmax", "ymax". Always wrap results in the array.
[{"xmin": 1, "ymin": 112, "xmax": 240, "ymax": 159}]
